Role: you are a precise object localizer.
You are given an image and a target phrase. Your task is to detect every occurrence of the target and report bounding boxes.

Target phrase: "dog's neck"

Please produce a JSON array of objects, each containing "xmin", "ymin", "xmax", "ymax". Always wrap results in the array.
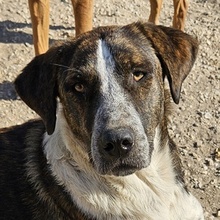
[{"xmin": 43, "ymin": 109, "xmax": 201, "ymax": 220}]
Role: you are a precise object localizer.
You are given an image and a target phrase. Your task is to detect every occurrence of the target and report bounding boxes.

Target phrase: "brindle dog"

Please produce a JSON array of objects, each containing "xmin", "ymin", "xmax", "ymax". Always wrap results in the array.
[{"xmin": 0, "ymin": 22, "xmax": 203, "ymax": 220}]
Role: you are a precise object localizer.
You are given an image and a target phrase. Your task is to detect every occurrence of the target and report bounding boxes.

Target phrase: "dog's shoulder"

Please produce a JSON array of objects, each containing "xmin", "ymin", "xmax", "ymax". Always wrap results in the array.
[
  {"xmin": 0, "ymin": 120, "xmax": 45, "ymax": 219},
  {"xmin": 0, "ymin": 119, "xmax": 89, "ymax": 220},
  {"xmin": 0, "ymin": 119, "xmax": 45, "ymax": 155}
]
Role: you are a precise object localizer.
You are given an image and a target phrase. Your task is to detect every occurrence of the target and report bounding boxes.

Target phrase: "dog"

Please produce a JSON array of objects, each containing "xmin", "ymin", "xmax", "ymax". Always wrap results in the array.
[
  {"xmin": 0, "ymin": 22, "xmax": 204, "ymax": 219},
  {"xmin": 29, "ymin": 0, "xmax": 188, "ymax": 55}
]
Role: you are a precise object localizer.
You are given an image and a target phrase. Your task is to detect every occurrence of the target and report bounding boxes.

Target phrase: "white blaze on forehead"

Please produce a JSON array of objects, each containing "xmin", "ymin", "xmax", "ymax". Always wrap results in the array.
[{"xmin": 96, "ymin": 39, "xmax": 115, "ymax": 93}]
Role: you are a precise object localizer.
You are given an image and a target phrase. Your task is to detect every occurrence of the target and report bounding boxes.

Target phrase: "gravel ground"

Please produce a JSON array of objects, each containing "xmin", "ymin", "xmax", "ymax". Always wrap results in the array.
[{"xmin": 0, "ymin": 0, "xmax": 219, "ymax": 219}]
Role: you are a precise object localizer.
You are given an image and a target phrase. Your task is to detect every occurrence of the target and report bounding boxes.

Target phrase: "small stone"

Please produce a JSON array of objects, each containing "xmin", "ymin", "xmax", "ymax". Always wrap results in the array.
[
  {"xmin": 205, "ymin": 158, "xmax": 214, "ymax": 166},
  {"xmin": 204, "ymin": 112, "xmax": 212, "ymax": 119}
]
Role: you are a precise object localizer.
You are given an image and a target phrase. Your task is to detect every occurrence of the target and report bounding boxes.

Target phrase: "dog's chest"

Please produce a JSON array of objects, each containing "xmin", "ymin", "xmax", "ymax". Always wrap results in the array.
[
  {"xmin": 43, "ymin": 117, "xmax": 203, "ymax": 220},
  {"xmin": 51, "ymin": 163, "xmax": 173, "ymax": 220},
  {"xmin": 45, "ymin": 147, "xmax": 176, "ymax": 219},
  {"xmin": 63, "ymin": 169, "xmax": 202, "ymax": 220}
]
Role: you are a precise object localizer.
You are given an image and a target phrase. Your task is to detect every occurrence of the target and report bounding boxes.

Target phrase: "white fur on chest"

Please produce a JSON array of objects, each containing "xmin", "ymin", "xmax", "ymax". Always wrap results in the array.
[{"xmin": 43, "ymin": 111, "xmax": 203, "ymax": 220}]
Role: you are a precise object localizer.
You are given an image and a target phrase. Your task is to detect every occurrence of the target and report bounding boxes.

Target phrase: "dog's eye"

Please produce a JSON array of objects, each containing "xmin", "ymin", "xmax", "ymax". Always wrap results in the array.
[
  {"xmin": 132, "ymin": 71, "xmax": 145, "ymax": 82},
  {"xmin": 74, "ymin": 83, "xmax": 85, "ymax": 93}
]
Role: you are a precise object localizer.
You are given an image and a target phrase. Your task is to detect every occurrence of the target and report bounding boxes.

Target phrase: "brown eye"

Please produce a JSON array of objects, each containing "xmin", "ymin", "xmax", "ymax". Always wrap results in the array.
[
  {"xmin": 74, "ymin": 83, "xmax": 85, "ymax": 93},
  {"xmin": 132, "ymin": 72, "xmax": 145, "ymax": 82}
]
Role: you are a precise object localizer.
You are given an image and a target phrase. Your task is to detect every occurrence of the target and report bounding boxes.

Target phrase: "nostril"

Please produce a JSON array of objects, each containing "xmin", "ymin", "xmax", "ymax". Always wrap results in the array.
[
  {"xmin": 104, "ymin": 143, "xmax": 115, "ymax": 152},
  {"xmin": 121, "ymin": 138, "xmax": 133, "ymax": 149}
]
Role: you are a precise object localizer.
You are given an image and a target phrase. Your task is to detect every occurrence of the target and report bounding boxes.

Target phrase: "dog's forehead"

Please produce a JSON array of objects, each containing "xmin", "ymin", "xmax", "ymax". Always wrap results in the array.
[{"xmin": 67, "ymin": 25, "xmax": 155, "ymax": 77}]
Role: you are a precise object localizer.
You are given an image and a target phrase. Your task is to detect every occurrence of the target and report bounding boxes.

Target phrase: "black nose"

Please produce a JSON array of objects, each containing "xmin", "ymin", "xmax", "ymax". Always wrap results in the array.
[{"xmin": 101, "ymin": 129, "xmax": 134, "ymax": 160}]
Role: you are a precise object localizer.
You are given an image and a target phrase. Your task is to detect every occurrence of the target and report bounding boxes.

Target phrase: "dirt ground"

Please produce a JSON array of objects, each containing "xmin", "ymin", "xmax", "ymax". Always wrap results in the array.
[{"xmin": 0, "ymin": 0, "xmax": 219, "ymax": 219}]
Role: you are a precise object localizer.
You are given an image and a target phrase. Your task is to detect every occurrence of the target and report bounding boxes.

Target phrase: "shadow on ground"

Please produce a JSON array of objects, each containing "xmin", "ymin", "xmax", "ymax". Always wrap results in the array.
[
  {"xmin": 0, "ymin": 81, "xmax": 17, "ymax": 100},
  {"xmin": 0, "ymin": 20, "xmax": 74, "ymax": 44}
]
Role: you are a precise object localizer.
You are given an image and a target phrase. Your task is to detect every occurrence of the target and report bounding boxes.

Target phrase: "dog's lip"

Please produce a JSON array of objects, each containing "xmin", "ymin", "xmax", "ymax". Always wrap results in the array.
[{"xmin": 110, "ymin": 163, "xmax": 142, "ymax": 176}]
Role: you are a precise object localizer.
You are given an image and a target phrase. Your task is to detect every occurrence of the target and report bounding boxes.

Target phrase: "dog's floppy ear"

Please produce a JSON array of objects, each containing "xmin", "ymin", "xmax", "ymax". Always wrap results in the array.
[
  {"xmin": 140, "ymin": 23, "xmax": 199, "ymax": 104},
  {"xmin": 14, "ymin": 47, "xmax": 61, "ymax": 135}
]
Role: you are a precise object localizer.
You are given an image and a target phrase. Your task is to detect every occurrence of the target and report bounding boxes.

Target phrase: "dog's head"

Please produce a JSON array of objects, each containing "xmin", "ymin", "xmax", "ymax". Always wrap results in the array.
[{"xmin": 15, "ymin": 22, "xmax": 198, "ymax": 176}]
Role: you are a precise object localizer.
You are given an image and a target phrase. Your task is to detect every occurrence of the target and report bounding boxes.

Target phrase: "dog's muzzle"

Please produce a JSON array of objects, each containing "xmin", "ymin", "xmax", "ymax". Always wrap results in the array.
[
  {"xmin": 91, "ymin": 80, "xmax": 151, "ymax": 176},
  {"xmin": 92, "ymin": 121, "xmax": 151, "ymax": 176}
]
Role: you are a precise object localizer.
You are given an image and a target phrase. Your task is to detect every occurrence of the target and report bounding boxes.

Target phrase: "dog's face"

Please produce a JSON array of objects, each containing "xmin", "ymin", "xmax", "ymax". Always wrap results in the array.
[{"xmin": 15, "ymin": 22, "xmax": 198, "ymax": 176}]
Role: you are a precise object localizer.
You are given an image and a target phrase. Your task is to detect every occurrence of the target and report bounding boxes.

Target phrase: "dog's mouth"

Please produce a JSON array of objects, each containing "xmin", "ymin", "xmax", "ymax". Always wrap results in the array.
[
  {"xmin": 96, "ymin": 159, "xmax": 147, "ymax": 177},
  {"xmin": 92, "ymin": 142, "xmax": 151, "ymax": 176},
  {"xmin": 111, "ymin": 163, "xmax": 142, "ymax": 176}
]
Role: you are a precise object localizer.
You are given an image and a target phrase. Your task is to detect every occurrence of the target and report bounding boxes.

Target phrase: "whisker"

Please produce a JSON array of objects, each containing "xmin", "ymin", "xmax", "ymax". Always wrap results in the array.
[
  {"xmin": 51, "ymin": 63, "xmax": 71, "ymax": 69},
  {"xmin": 51, "ymin": 63, "xmax": 77, "ymax": 74}
]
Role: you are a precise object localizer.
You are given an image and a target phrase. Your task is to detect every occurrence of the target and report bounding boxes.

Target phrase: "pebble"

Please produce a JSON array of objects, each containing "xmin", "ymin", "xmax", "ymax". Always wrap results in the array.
[
  {"xmin": 204, "ymin": 112, "xmax": 212, "ymax": 119},
  {"xmin": 205, "ymin": 158, "xmax": 214, "ymax": 166}
]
